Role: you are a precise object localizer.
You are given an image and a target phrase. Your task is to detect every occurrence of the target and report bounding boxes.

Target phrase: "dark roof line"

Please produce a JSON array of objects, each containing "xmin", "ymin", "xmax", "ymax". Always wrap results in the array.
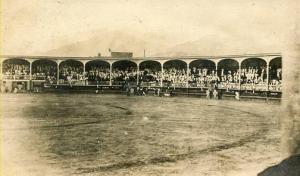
[{"xmin": 0, "ymin": 53, "xmax": 282, "ymax": 60}]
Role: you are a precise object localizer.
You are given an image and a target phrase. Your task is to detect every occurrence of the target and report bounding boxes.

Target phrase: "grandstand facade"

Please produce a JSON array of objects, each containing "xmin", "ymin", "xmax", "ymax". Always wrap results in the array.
[{"xmin": 0, "ymin": 53, "xmax": 282, "ymax": 98}]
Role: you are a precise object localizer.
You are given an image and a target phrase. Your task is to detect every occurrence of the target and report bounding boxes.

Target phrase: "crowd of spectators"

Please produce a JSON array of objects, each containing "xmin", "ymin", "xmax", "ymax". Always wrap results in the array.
[
  {"xmin": 188, "ymin": 68, "xmax": 219, "ymax": 87},
  {"xmin": 163, "ymin": 68, "xmax": 187, "ymax": 87},
  {"xmin": 219, "ymin": 69, "xmax": 239, "ymax": 83},
  {"xmin": 2, "ymin": 64, "xmax": 30, "ymax": 80},
  {"xmin": 240, "ymin": 67, "xmax": 265, "ymax": 84},
  {"xmin": 111, "ymin": 67, "xmax": 137, "ymax": 84},
  {"xmin": 269, "ymin": 68, "xmax": 282, "ymax": 91},
  {"xmin": 217, "ymin": 69, "xmax": 240, "ymax": 90},
  {"xmin": 59, "ymin": 65, "xmax": 84, "ymax": 84},
  {"xmin": 32, "ymin": 65, "xmax": 57, "ymax": 84},
  {"xmin": 86, "ymin": 66, "xmax": 110, "ymax": 84},
  {"xmin": 1, "ymin": 62, "xmax": 282, "ymax": 91},
  {"xmin": 239, "ymin": 67, "xmax": 266, "ymax": 91},
  {"xmin": 139, "ymin": 69, "xmax": 162, "ymax": 86}
]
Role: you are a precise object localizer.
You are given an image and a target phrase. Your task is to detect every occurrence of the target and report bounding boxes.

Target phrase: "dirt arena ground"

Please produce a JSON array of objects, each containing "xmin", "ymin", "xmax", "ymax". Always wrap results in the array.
[{"xmin": 1, "ymin": 93, "xmax": 281, "ymax": 176}]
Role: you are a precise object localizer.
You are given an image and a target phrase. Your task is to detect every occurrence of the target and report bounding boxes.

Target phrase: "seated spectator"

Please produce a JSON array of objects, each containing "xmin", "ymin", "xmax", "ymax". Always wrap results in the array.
[
  {"xmin": 32, "ymin": 64, "xmax": 57, "ymax": 83},
  {"xmin": 2, "ymin": 63, "xmax": 30, "ymax": 80},
  {"xmin": 189, "ymin": 68, "xmax": 219, "ymax": 88},
  {"xmin": 163, "ymin": 67, "xmax": 188, "ymax": 87},
  {"xmin": 111, "ymin": 67, "xmax": 137, "ymax": 84},
  {"xmin": 59, "ymin": 65, "xmax": 84, "ymax": 85},
  {"xmin": 87, "ymin": 66, "xmax": 110, "ymax": 85}
]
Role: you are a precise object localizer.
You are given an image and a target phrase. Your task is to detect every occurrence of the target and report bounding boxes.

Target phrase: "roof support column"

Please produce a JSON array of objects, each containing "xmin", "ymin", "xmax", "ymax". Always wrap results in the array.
[
  {"xmin": 56, "ymin": 60, "xmax": 62, "ymax": 85},
  {"xmin": 29, "ymin": 61, "xmax": 32, "ymax": 80},
  {"xmin": 267, "ymin": 62, "xmax": 270, "ymax": 92},
  {"xmin": 161, "ymin": 63, "xmax": 164, "ymax": 87},
  {"xmin": 83, "ymin": 62, "xmax": 86, "ymax": 86},
  {"xmin": 185, "ymin": 59, "xmax": 194, "ymax": 88},
  {"xmin": 27, "ymin": 59, "xmax": 34, "ymax": 91},
  {"xmin": 109, "ymin": 63, "xmax": 112, "ymax": 86},
  {"xmin": 0, "ymin": 61, "xmax": 2, "ymax": 81},
  {"xmin": 136, "ymin": 63, "xmax": 140, "ymax": 86},
  {"xmin": 156, "ymin": 60, "xmax": 166, "ymax": 88},
  {"xmin": 262, "ymin": 56, "xmax": 274, "ymax": 93},
  {"xmin": 186, "ymin": 63, "xmax": 189, "ymax": 88},
  {"xmin": 238, "ymin": 61, "xmax": 242, "ymax": 91},
  {"xmin": 80, "ymin": 60, "xmax": 88, "ymax": 86}
]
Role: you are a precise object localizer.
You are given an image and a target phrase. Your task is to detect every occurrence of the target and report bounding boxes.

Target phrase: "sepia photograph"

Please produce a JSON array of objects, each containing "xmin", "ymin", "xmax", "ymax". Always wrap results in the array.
[{"xmin": 0, "ymin": 0, "xmax": 299, "ymax": 175}]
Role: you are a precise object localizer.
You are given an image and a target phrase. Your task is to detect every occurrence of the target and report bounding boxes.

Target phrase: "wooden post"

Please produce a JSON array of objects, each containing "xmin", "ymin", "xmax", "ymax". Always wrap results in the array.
[
  {"xmin": 83, "ymin": 62, "xmax": 86, "ymax": 86},
  {"xmin": 109, "ymin": 63, "xmax": 112, "ymax": 86},
  {"xmin": 57, "ymin": 62, "xmax": 60, "ymax": 85},
  {"xmin": 266, "ymin": 63, "xmax": 270, "ymax": 86},
  {"xmin": 0, "ymin": 60, "xmax": 3, "ymax": 81},
  {"xmin": 29, "ymin": 61, "xmax": 32, "ymax": 91},
  {"xmin": 186, "ymin": 64, "xmax": 189, "ymax": 88},
  {"xmin": 29, "ymin": 61, "xmax": 32, "ymax": 80},
  {"xmin": 161, "ymin": 64, "xmax": 164, "ymax": 87},
  {"xmin": 238, "ymin": 62, "xmax": 241, "ymax": 91},
  {"xmin": 137, "ymin": 63, "xmax": 139, "ymax": 86}
]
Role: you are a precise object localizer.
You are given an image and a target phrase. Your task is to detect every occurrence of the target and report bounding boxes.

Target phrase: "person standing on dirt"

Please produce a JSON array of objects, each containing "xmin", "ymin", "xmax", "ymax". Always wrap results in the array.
[
  {"xmin": 206, "ymin": 89, "xmax": 211, "ymax": 99},
  {"xmin": 126, "ymin": 84, "xmax": 130, "ymax": 96}
]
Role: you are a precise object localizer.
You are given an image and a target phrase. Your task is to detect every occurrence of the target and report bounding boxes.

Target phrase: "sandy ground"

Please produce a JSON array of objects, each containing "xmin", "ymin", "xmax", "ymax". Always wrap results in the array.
[{"xmin": 1, "ymin": 93, "xmax": 281, "ymax": 176}]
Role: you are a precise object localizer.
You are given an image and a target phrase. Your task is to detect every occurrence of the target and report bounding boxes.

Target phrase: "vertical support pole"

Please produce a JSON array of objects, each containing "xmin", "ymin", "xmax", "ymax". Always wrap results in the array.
[
  {"xmin": 238, "ymin": 62, "xmax": 241, "ymax": 91},
  {"xmin": 0, "ymin": 60, "xmax": 3, "ymax": 80},
  {"xmin": 83, "ymin": 62, "xmax": 86, "ymax": 86},
  {"xmin": 136, "ymin": 63, "xmax": 139, "ymax": 86},
  {"xmin": 161, "ymin": 63, "xmax": 164, "ymax": 87},
  {"xmin": 29, "ymin": 61, "xmax": 32, "ymax": 80},
  {"xmin": 266, "ymin": 62, "xmax": 270, "ymax": 101},
  {"xmin": 109, "ymin": 63, "xmax": 112, "ymax": 86},
  {"xmin": 186, "ymin": 63, "xmax": 189, "ymax": 88},
  {"xmin": 29, "ymin": 61, "xmax": 32, "ymax": 91},
  {"xmin": 266, "ymin": 63, "xmax": 269, "ymax": 91},
  {"xmin": 215, "ymin": 61, "xmax": 218, "ymax": 88},
  {"xmin": 0, "ymin": 61, "xmax": 2, "ymax": 87},
  {"xmin": 57, "ymin": 62, "xmax": 60, "ymax": 85},
  {"xmin": 0, "ymin": 68, "xmax": 2, "ymax": 89},
  {"xmin": 83, "ymin": 62, "xmax": 86, "ymax": 73}
]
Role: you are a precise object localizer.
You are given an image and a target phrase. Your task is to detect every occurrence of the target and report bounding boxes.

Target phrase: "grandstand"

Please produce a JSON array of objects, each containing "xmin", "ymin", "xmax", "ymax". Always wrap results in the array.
[{"xmin": 0, "ymin": 53, "xmax": 282, "ymax": 99}]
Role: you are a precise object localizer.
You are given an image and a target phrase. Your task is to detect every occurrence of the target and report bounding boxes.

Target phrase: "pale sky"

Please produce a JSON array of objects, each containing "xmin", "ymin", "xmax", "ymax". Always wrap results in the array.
[{"xmin": 0, "ymin": 0, "xmax": 298, "ymax": 57}]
